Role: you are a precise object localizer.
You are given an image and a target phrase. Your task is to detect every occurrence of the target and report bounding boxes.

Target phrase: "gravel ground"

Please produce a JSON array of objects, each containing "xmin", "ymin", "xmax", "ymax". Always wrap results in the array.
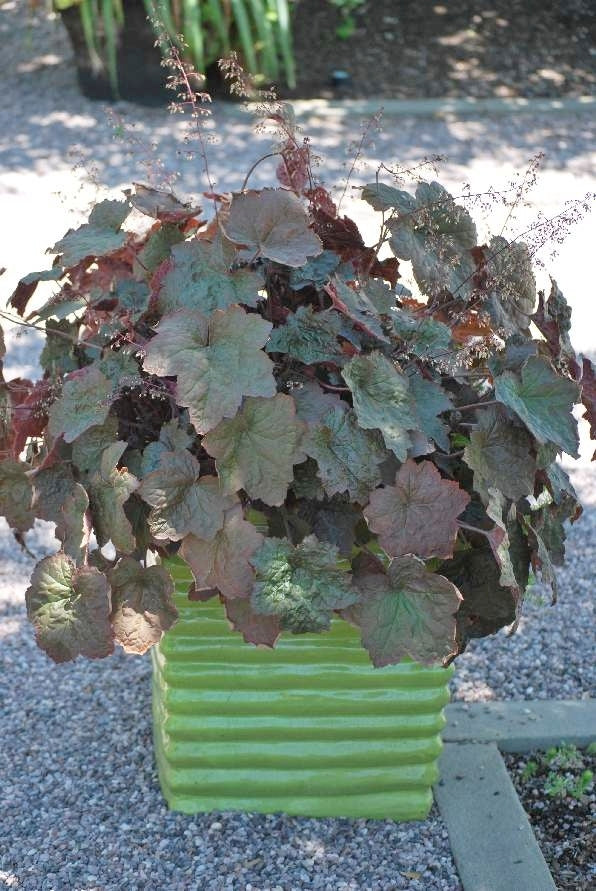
[{"xmin": 1, "ymin": 3, "xmax": 594, "ymax": 889}]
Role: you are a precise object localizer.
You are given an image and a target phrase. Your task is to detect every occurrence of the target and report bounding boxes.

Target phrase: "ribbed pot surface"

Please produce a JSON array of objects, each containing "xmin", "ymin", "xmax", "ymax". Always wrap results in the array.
[{"xmin": 152, "ymin": 559, "xmax": 453, "ymax": 819}]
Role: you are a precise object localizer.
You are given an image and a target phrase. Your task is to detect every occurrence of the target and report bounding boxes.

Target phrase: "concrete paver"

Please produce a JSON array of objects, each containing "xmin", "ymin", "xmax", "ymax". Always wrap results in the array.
[
  {"xmin": 445, "ymin": 699, "xmax": 596, "ymax": 751},
  {"xmin": 434, "ymin": 742, "xmax": 556, "ymax": 891}
]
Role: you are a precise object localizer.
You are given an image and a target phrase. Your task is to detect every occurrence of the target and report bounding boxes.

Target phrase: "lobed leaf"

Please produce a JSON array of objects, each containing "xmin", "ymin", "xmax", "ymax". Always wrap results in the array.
[
  {"xmin": 292, "ymin": 381, "xmax": 344, "ymax": 426},
  {"xmin": 224, "ymin": 596, "xmax": 282, "ymax": 648},
  {"xmin": 0, "ymin": 459, "xmax": 34, "ymax": 531},
  {"xmin": 289, "ymin": 251, "xmax": 340, "ymax": 290},
  {"xmin": 346, "ymin": 555, "xmax": 461, "ymax": 667},
  {"xmin": 180, "ymin": 505, "xmax": 264, "ymax": 599},
  {"xmin": 142, "ymin": 306, "xmax": 275, "ymax": 434},
  {"xmin": 71, "ymin": 417, "xmax": 120, "ymax": 476},
  {"xmin": 203, "ymin": 395, "xmax": 305, "ymax": 506},
  {"xmin": 485, "ymin": 488, "xmax": 526, "ymax": 597},
  {"xmin": 494, "ymin": 357, "xmax": 580, "ymax": 458},
  {"xmin": 441, "ymin": 547, "xmax": 518, "ymax": 651},
  {"xmin": 391, "ymin": 308, "xmax": 452, "ymax": 361},
  {"xmin": 361, "ymin": 182, "xmax": 417, "ymax": 214},
  {"xmin": 463, "ymin": 405, "xmax": 536, "ymax": 501},
  {"xmin": 25, "ymin": 554, "xmax": 114, "ymax": 663},
  {"xmin": 407, "ymin": 372, "xmax": 453, "ymax": 452},
  {"xmin": 39, "ymin": 319, "xmax": 79, "ymax": 377},
  {"xmin": 87, "ymin": 441, "xmax": 139, "ymax": 553},
  {"xmin": 302, "ymin": 404, "xmax": 386, "ymax": 502},
  {"xmin": 250, "ymin": 535, "xmax": 357, "ymax": 633},
  {"xmin": 266, "ymin": 306, "xmax": 346, "ymax": 365},
  {"xmin": 32, "ymin": 463, "xmax": 90, "ymax": 558},
  {"xmin": 98, "ymin": 349, "xmax": 142, "ymax": 389},
  {"xmin": 134, "ymin": 223, "xmax": 185, "ymax": 277},
  {"xmin": 343, "ymin": 352, "xmax": 417, "ymax": 460},
  {"xmin": 388, "ymin": 181, "xmax": 477, "ymax": 300},
  {"xmin": 483, "ymin": 237, "xmax": 536, "ymax": 335},
  {"xmin": 329, "ymin": 279, "xmax": 388, "ymax": 342},
  {"xmin": 9, "ymin": 268, "xmax": 64, "ymax": 317},
  {"xmin": 114, "ymin": 278, "xmax": 151, "ymax": 323},
  {"xmin": 138, "ymin": 448, "xmax": 236, "ymax": 541},
  {"xmin": 51, "ymin": 199, "xmax": 129, "ymax": 266},
  {"xmin": 125, "ymin": 183, "xmax": 201, "ymax": 222},
  {"xmin": 224, "ymin": 188, "xmax": 323, "ymax": 267},
  {"xmin": 525, "ymin": 518, "xmax": 559, "ymax": 603},
  {"xmin": 57, "ymin": 483, "xmax": 90, "ymax": 561},
  {"xmin": 48, "ymin": 365, "xmax": 113, "ymax": 444},
  {"xmin": 109, "ymin": 556, "xmax": 177, "ymax": 654},
  {"xmin": 156, "ymin": 237, "xmax": 263, "ymax": 315},
  {"xmin": 364, "ymin": 459, "xmax": 470, "ymax": 559},
  {"xmin": 140, "ymin": 418, "xmax": 194, "ymax": 476}
]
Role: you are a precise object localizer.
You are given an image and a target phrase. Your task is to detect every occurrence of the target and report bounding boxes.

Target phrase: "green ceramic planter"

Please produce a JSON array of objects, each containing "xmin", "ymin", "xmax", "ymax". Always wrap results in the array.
[{"xmin": 152, "ymin": 559, "xmax": 454, "ymax": 820}]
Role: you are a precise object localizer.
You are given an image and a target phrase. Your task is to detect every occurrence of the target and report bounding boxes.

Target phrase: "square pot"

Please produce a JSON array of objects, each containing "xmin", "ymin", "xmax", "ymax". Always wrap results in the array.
[{"xmin": 152, "ymin": 559, "xmax": 453, "ymax": 820}]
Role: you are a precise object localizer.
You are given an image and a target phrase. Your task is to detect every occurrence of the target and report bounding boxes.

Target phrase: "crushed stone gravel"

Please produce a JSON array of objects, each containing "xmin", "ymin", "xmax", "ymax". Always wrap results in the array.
[{"xmin": 0, "ymin": 2, "xmax": 594, "ymax": 889}]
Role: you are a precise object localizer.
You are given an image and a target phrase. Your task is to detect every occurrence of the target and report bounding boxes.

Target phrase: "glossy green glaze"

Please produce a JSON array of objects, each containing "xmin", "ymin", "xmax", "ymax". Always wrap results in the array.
[{"xmin": 152, "ymin": 558, "xmax": 454, "ymax": 819}]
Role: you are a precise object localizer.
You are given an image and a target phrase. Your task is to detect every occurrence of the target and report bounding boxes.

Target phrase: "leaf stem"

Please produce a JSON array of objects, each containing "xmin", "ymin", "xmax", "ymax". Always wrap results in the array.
[
  {"xmin": 317, "ymin": 380, "xmax": 350, "ymax": 393},
  {"xmin": 455, "ymin": 399, "xmax": 497, "ymax": 412},
  {"xmin": 240, "ymin": 152, "xmax": 282, "ymax": 192}
]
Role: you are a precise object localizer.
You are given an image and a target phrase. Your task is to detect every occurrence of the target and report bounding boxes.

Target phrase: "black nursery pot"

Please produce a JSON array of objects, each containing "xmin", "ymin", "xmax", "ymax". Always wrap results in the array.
[{"xmin": 60, "ymin": 0, "xmax": 170, "ymax": 105}]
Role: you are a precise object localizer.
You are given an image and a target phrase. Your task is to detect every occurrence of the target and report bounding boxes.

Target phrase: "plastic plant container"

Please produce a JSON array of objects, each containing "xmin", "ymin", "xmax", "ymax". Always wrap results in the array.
[{"xmin": 152, "ymin": 558, "xmax": 453, "ymax": 820}]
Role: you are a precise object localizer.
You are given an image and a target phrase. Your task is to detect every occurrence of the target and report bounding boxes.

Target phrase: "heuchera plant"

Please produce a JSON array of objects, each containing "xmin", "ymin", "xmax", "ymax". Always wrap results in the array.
[{"xmin": 1, "ymin": 110, "xmax": 594, "ymax": 668}]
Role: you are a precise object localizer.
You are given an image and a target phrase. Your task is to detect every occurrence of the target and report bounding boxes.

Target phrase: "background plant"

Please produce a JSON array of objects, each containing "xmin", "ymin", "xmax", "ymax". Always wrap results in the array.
[
  {"xmin": 0, "ymin": 74, "xmax": 594, "ymax": 667},
  {"xmin": 521, "ymin": 744, "xmax": 595, "ymax": 802},
  {"xmin": 327, "ymin": 0, "xmax": 365, "ymax": 39},
  {"xmin": 52, "ymin": 0, "xmax": 295, "ymax": 95}
]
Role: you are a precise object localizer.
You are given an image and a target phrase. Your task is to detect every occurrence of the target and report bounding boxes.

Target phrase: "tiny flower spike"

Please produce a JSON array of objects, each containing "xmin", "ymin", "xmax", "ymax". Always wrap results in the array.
[{"xmin": 1, "ymin": 93, "xmax": 593, "ymax": 667}]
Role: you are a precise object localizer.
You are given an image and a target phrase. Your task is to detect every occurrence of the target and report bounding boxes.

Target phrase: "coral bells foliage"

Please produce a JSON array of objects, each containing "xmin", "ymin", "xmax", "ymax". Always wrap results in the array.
[{"xmin": 1, "ymin": 135, "xmax": 594, "ymax": 669}]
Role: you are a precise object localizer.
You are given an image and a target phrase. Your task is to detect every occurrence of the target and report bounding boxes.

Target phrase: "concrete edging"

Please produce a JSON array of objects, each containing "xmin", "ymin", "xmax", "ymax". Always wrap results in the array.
[
  {"xmin": 434, "ymin": 699, "xmax": 595, "ymax": 890},
  {"xmin": 434, "ymin": 742, "xmax": 556, "ymax": 891},
  {"xmin": 264, "ymin": 95, "xmax": 596, "ymax": 119},
  {"xmin": 444, "ymin": 699, "xmax": 596, "ymax": 751},
  {"xmin": 212, "ymin": 95, "xmax": 596, "ymax": 122}
]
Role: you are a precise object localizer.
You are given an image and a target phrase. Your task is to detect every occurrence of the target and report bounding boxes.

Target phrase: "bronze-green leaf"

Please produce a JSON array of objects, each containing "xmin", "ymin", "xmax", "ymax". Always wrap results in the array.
[
  {"xmin": 346, "ymin": 556, "xmax": 461, "ymax": 667},
  {"xmin": 494, "ymin": 357, "xmax": 580, "ymax": 457},
  {"xmin": 0, "ymin": 458, "xmax": 34, "ymax": 531},
  {"xmin": 109, "ymin": 556, "xmax": 178, "ymax": 654},
  {"xmin": 463, "ymin": 405, "xmax": 536, "ymax": 501},
  {"xmin": 48, "ymin": 365, "xmax": 113, "ymax": 444},
  {"xmin": 138, "ymin": 448, "xmax": 236, "ymax": 541},
  {"xmin": 51, "ymin": 199, "xmax": 129, "ymax": 266},
  {"xmin": 266, "ymin": 306, "xmax": 346, "ymax": 365},
  {"xmin": 157, "ymin": 236, "xmax": 263, "ymax": 314},
  {"xmin": 224, "ymin": 597, "xmax": 282, "ymax": 648},
  {"xmin": 250, "ymin": 535, "xmax": 357, "ymax": 633},
  {"xmin": 142, "ymin": 306, "xmax": 275, "ymax": 434},
  {"xmin": 180, "ymin": 505, "xmax": 264, "ymax": 599},
  {"xmin": 203, "ymin": 395, "xmax": 305, "ymax": 506},
  {"xmin": 364, "ymin": 459, "xmax": 470, "ymax": 559},
  {"xmin": 224, "ymin": 189, "xmax": 323, "ymax": 267},
  {"xmin": 87, "ymin": 441, "xmax": 139, "ymax": 553},
  {"xmin": 302, "ymin": 404, "xmax": 386, "ymax": 502},
  {"xmin": 25, "ymin": 554, "xmax": 114, "ymax": 663},
  {"xmin": 343, "ymin": 352, "xmax": 417, "ymax": 460}
]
